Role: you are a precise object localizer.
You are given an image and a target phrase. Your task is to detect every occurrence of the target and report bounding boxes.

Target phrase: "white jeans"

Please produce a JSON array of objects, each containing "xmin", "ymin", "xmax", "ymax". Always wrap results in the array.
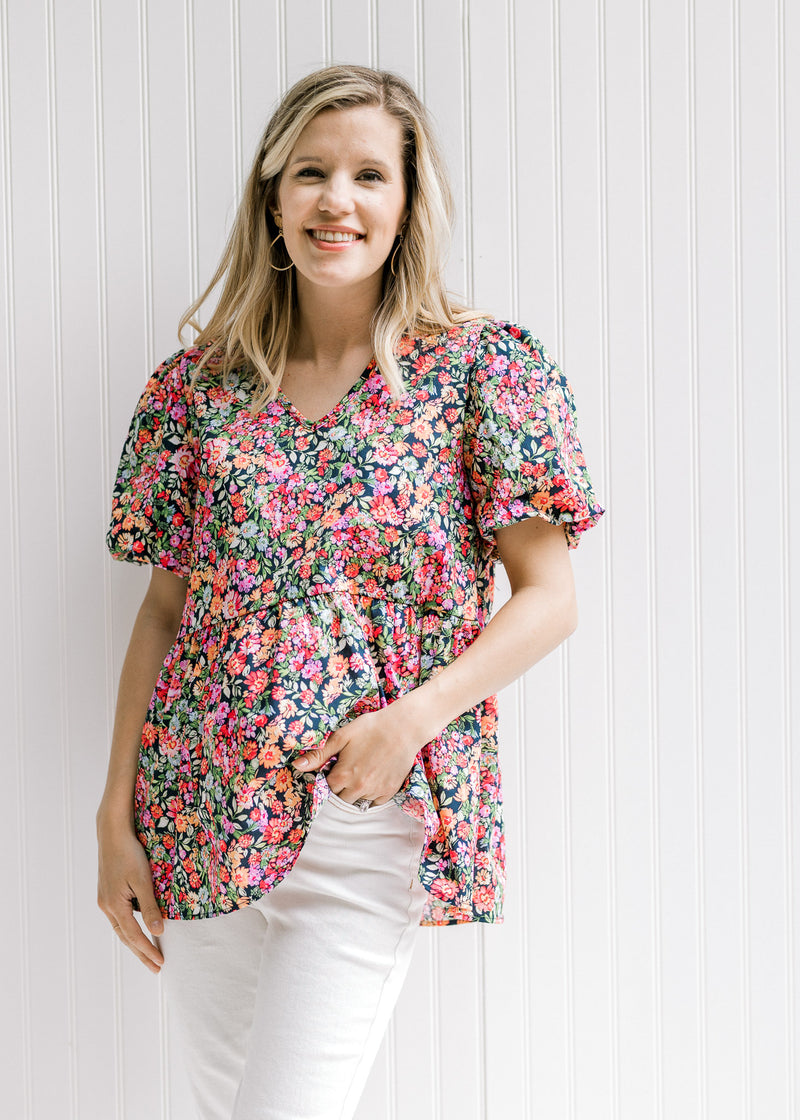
[{"xmin": 155, "ymin": 791, "xmax": 429, "ymax": 1120}]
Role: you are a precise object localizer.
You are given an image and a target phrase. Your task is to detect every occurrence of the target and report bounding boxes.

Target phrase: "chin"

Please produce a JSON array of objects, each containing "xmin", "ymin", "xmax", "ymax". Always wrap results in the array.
[{"xmin": 297, "ymin": 262, "xmax": 386, "ymax": 293}]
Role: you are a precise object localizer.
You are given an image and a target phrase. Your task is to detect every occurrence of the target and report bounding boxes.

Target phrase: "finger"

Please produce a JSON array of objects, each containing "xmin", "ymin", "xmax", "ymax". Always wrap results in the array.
[
  {"xmin": 323, "ymin": 765, "xmax": 350, "ymax": 794},
  {"xmin": 111, "ymin": 909, "xmax": 162, "ymax": 972},
  {"xmin": 127, "ymin": 866, "xmax": 165, "ymax": 937},
  {"xmin": 126, "ymin": 940, "xmax": 163, "ymax": 974},
  {"xmin": 110, "ymin": 919, "xmax": 162, "ymax": 974},
  {"xmin": 133, "ymin": 950, "xmax": 162, "ymax": 975},
  {"xmin": 330, "ymin": 785, "xmax": 381, "ymax": 806},
  {"xmin": 110, "ymin": 907, "xmax": 164, "ymax": 970},
  {"xmin": 140, "ymin": 901, "xmax": 164, "ymax": 937},
  {"xmin": 292, "ymin": 741, "xmax": 336, "ymax": 772}
]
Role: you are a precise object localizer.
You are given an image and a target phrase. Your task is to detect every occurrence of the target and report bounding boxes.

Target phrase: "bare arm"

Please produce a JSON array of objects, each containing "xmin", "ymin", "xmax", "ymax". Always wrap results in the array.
[
  {"xmin": 96, "ymin": 566, "xmax": 188, "ymax": 972},
  {"xmin": 294, "ymin": 515, "xmax": 578, "ymax": 801},
  {"xmin": 404, "ymin": 513, "xmax": 577, "ymax": 737}
]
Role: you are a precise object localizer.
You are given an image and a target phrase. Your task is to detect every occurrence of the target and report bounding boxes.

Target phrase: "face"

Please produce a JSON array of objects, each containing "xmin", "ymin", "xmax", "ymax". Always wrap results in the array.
[{"xmin": 273, "ymin": 105, "xmax": 409, "ymax": 300}]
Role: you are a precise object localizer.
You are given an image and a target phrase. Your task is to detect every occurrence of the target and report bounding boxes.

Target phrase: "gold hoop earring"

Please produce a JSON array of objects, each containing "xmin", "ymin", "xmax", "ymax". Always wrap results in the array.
[
  {"xmin": 389, "ymin": 231, "xmax": 404, "ymax": 277},
  {"xmin": 269, "ymin": 222, "xmax": 294, "ymax": 272}
]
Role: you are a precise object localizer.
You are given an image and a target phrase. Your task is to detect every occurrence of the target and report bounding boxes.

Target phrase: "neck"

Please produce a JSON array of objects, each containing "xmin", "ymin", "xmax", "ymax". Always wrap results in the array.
[{"xmin": 291, "ymin": 274, "xmax": 383, "ymax": 364}]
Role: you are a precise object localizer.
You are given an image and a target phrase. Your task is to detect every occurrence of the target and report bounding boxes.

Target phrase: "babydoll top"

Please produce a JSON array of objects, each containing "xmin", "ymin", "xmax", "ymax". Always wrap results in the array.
[{"xmin": 106, "ymin": 317, "xmax": 605, "ymax": 925}]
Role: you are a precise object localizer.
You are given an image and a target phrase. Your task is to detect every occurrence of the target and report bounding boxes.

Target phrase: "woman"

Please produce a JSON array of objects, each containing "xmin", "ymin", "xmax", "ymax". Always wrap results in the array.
[{"xmin": 97, "ymin": 64, "xmax": 604, "ymax": 1120}]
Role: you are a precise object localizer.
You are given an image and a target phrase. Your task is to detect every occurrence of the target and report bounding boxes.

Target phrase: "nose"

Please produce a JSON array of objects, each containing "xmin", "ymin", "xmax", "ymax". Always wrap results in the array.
[{"xmin": 317, "ymin": 171, "xmax": 355, "ymax": 216}]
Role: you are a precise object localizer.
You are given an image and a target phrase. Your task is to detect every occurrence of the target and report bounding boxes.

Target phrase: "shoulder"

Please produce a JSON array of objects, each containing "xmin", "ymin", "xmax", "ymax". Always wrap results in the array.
[
  {"xmin": 394, "ymin": 321, "xmax": 562, "ymax": 409},
  {"xmin": 403, "ymin": 318, "xmax": 552, "ymax": 365},
  {"xmin": 127, "ymin": 348, "xmax": 204, "ymax": 438},
  {"xmin": 151, "ymin": 343, "xmax": 221, "ymax": 384},
  {"xmin": 396, "ymin": 317, "xmax": 510, "ymax": 365},
  {"xmin": 473, "ymin": 319, "xmax": 554, "ymax": 368},
  {"xmin": 138, "ymin": 342, "xmax": 224, "ymax": 410},
  {"xmin": 446, "ymin": 319, "xmax": 560, "ymax": 402}
]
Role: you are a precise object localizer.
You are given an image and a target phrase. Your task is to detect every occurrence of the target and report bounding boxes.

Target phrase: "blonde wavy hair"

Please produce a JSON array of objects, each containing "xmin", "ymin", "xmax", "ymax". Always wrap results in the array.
[{"xmin": 178, "ymin": 64, "xmax": 481, "ymax": 407}]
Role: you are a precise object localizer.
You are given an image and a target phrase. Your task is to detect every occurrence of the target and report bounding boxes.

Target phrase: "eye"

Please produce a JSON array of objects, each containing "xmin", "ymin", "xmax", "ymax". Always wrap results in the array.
[
  {"xmin": 296, "ymin": 167, "xmax": 324, "ymax": 178},
  {"xmin": 359, "ymin": 170, "xmax": 384, "ymax": 183}
]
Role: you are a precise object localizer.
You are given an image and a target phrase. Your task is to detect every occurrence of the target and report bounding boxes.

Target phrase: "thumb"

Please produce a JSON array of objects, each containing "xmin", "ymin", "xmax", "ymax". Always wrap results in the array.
[
  {"xmin": 142, "ymin": 904, "xmax": 164, "ymax": 937},
  {"xmin": 145, "ymin": 914, "xmax": 164, "ymax": 937},
  {"xmin": 292, "ymin": 739, "xmax": 337, "ymax": 772},
  {"xmin": 136, "ymin": 884, "xmax": 164, "ymax": 936}
]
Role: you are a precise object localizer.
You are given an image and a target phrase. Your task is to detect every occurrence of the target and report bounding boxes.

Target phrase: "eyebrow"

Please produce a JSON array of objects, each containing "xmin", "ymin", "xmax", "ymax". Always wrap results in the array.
[{"xmin": 289, "ymin": 156, "xmax": 393, "ymax": 172}]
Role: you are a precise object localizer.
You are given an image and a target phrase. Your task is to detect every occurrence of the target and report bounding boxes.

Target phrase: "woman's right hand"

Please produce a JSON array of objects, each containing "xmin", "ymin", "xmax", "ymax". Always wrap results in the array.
[
  {"xmin": 96, "ymin": 569, "xmax": 188, "ymax": 975},
  {"xmin": 97, "ymin": 816, "xmax": 165, "ymax": 974}
]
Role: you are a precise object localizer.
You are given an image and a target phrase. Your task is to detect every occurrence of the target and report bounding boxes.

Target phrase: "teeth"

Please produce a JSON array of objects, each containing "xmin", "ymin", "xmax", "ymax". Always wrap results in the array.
[{"xmin": 312, "ymin": 230, "xmax": 361, "ymax": 242}]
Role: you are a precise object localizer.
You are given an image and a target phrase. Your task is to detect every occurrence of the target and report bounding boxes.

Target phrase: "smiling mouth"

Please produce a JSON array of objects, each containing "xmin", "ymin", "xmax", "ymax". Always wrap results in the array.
[{"xmin": 308, "ymin": 230, "xmax": 364, "ymax": 243}]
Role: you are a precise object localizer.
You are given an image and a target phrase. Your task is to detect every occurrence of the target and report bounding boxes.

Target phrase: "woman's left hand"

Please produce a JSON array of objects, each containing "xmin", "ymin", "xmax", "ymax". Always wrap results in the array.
[
  {"xmin": 291, "ymin": 700, "xmax": 433, "ymax": 806},
  {"xmin": 295, "ymin": 518, "xmax": 578, "ymax": 806}
]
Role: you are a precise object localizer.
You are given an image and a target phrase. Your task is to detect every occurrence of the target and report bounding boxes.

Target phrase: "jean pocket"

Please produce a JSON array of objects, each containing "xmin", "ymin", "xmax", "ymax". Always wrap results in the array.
[{"xmin": 324, "ymin": 785, "xmax": 398, "ymax": 816}]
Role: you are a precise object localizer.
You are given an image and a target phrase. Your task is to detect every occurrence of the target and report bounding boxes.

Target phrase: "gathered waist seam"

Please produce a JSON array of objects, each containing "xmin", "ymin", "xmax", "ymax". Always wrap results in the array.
[{"xmin": 178, "ymin": 583, "xmax": 482, "ymax": 635}]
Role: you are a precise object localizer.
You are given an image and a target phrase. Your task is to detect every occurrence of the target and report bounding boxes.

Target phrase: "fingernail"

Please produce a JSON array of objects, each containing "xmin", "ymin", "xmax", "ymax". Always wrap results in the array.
[
  {"xmin": 151, "ymin": 920, "xmax": 163, "ymax": 934},
  {"xmin": 293, "ymin": 758, "xmax": 306, "ymax": 769}
]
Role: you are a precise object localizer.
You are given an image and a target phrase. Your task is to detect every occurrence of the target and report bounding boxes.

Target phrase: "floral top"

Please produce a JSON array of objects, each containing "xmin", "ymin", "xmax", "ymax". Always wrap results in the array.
[{"xmin": 106, "ymin": 318, "xmax": 604, "ymax": 925}]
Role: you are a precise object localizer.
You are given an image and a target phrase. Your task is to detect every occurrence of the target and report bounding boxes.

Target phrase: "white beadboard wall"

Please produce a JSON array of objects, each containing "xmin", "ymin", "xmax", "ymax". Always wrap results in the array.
[{"xmin": 1, "ymin": 1, "xmax": 797, "ymax": 1118}]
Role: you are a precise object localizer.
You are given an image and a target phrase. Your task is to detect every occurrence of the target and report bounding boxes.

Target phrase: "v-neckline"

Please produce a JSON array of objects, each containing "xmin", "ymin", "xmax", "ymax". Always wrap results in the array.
[{"xmin": 277, "ymin": 359, "xmax": 376, "ymax": 427}]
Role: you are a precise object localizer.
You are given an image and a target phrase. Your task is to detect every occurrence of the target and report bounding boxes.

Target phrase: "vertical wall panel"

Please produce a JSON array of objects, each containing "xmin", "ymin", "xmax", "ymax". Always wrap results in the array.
[
  {"xmin": 512, "ymin": 9, "xmax": 572, "ymax": 1115},
  {"xmin": 238, "ymin": 4, "xmax": 282, "ymax": 174},
  {"xmin": 466, "ymin": 3, "xmax": 513, "ymax": 314},
  {"xmin": 374, "ymin": 0, "xmax": 417, "ymax": 79},
  {"xmin": 783, "ymin": 6, "xmax": 800, "ymax": 1120},
  {"xmin": 0, "ymin": 0, "xmax": 29, "ymax": 1114},
  {"xmin": 285, "ymin": 0, "xmax": 328, "ymax": 82},
  {"xmin": 53, "ymin": 0, "xmax": 120, "ymax": 1113},
  {"xmin": 1, "ymin": 1, "xmax": 798, "ymax": 1117},
  {"xmin": 739, "ymin": 7, "xmax": 789, "ymax": 1119},
  {"xmin": 147, "ymin": 2, "xmax": 192, "ymax": 357},
  {"xmin": 603, "ymin": 2, "xmax": 658, "ymax": 1112},
  {"xmin": 740, "ymin": 0, "xmax": 787, "ymax": 1113},
  {"xmin": 6, "ymin": 4, "xmax": 72, "ymax": 1120},
  {"xmin": 559, "ymin": 3, "xmax": 617, "ymax": 1118},
  {"xmin": 330, "ymin": 0, "xmax": 375, "ymax": 66},
  {"xmin": 695, "ymin": 4, "xmax": 746, "ymax": 1119},
  {"xmin": 422, "ymin": 0, "xmax": 472, "ymax": 301},
  {"xmin": 192, "ymin": 4, "xmax": 238, "ymax": 326},
  {"xmin": 648, "ymin": 1, "xmax": 702, "ymax": 1117}
]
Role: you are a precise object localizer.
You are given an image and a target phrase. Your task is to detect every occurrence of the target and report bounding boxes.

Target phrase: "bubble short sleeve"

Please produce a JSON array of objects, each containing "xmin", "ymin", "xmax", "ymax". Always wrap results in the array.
[
  {"xmin": 106, "ymin": 349, "xmax": 198, "ymax": 576},
  {"xmin": 464, "ymin": 320, "xmax": 605, "ymax": 557}
]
